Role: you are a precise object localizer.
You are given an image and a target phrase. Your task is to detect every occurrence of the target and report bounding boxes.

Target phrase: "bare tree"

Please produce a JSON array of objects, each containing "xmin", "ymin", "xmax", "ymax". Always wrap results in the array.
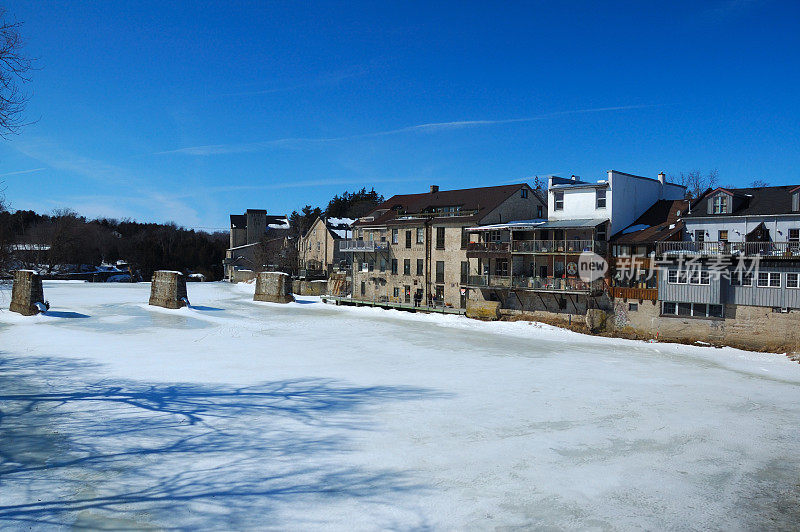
[
  {"xmin": 0, "ymin": 7, "xmax": 34, "ymax": 137},
  {"xmin": 673, "ymin": 169, "xmax": 719, "ymax": 199}
]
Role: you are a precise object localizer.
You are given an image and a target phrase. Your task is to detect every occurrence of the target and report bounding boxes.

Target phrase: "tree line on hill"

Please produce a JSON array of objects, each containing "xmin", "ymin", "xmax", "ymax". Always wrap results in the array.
[{"xmin": 0, "ymin": 187, "xmax": 385, "ymax": 280}]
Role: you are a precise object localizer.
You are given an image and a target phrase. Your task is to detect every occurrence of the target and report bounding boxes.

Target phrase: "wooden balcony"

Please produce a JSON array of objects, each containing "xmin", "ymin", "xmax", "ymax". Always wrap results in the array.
[{"xmin": 609, "ymin": 286, "xmax": 658, "ymax": 301}]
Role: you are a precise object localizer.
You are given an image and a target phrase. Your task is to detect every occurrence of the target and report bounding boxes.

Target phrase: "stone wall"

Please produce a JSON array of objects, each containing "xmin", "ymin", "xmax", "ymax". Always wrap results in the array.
[
  {"xmin": 9, "ymin": 270, "xmax": 46, "ymax": 316},
  {"xmin": 149, "ymin": 271, "xmax": 189, "ymax": 309},
  {"xmin": 254, "ymin": 271, "xmax": 294, "ymax": 303}
]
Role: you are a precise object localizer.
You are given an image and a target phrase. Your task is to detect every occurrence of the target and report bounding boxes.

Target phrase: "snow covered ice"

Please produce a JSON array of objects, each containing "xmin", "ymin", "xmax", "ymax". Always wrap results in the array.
[{"xmin": 0, "ymin": 282, "xmax": 799, "ymax": 529}]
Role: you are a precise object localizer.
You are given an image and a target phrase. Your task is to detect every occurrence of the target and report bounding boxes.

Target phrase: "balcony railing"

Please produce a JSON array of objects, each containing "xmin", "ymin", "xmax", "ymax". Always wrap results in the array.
[
  {"xmin": 511, "ymin": 276, "xmax": 604, "ymax": 293},
  {"xmin": 466, "ymin": 241, "xmax": 511, "ymax": 253},
  {"xmin": 512, "ymin": 240, "xmax": 606, "ymax": 254},
  {"xmin": 339, "ymin": 240, "xmax": 389, "ymax": 252},
  {"xmin": 462, "ymin": 275, "xmax": 512, "ymax": 288},
  {"xmin": 656, "ymin": 241, "xmax": 800, "ymax": 257}
]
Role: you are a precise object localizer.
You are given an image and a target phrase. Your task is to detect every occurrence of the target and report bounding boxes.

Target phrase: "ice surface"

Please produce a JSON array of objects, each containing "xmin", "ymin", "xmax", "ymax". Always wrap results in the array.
[{"xmin": 0, "ymin": 282, "xmax": 799, "ymax": 529}]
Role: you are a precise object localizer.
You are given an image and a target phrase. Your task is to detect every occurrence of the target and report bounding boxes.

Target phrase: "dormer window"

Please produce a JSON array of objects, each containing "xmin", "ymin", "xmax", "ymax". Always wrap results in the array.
[{"xmin": 712, "ymin": 194, "xmax": 728, "ymax": 214}]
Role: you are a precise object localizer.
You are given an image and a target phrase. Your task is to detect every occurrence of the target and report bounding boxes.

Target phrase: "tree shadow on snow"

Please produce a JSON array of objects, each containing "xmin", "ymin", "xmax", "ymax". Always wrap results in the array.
[{"xmin": 0, "ymin": 354, "xmax": 446, "ymax": 529}]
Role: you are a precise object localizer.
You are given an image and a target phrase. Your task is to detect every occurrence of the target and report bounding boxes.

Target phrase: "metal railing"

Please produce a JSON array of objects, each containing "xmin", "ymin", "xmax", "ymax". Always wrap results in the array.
[
  {"xmin": 339, "ymin": 240, "xmax": 389, "ymax": 252},
  {"xmin": 511, "ymin": 276, "xmax": 604, "ymax": 292},
  {"xmin": 466, "ymin": 241, "xmax": 511, "ymax": 253},
  {"xmin": 656, "ymin": 241, "xmax": 800, "ymax": 257},
  {"xmin": 462, "ymin": 275, "xmax": 512, "ymax": 288},
  {"xmin": 512, "ymin": 240, "xmax": 605, "ymax": 254}
]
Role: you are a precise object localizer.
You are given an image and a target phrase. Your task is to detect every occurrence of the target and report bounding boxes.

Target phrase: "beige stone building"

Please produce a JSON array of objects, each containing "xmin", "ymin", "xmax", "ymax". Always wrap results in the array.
[
  {"xmin": 297, "ymin": 216, "xmax": 355, "ymax": 275},
  {"xmin": 343, "ymin": 184, "xmax": 545, "ymax": 309}
]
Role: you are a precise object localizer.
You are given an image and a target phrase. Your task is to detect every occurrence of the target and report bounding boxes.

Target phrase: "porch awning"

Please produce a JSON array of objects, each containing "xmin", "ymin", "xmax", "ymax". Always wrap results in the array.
[
  {"xmin": 535, "ymin": 218, "xmax": 608, "ymax": 229},
  {"xmin": 467, "ymin": 219, "xmax": 546, "ymax": 231}
]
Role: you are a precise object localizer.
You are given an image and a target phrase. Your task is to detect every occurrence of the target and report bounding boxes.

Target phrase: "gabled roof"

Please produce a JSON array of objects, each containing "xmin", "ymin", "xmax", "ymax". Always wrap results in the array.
[
  {"xmin": 611, "ymin": 199, "xmax": 691, "ymax": 244},
  {"xmin": 354, "ymin": 183, "xmax": 536, "ymax": 227},
  {"xmin": 686, "ymin": 185, "xmax": 800, "ymax": 217}
]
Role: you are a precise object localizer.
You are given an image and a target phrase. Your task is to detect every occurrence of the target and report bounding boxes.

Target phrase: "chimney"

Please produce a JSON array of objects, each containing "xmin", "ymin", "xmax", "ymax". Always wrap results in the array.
[
  {"xmin": 430, "ymin": 185, "xmax": 439, "ymax": 193},
  {"xmin": 658, "ymin": 172, "xmax": 665, "ymax": 184}
]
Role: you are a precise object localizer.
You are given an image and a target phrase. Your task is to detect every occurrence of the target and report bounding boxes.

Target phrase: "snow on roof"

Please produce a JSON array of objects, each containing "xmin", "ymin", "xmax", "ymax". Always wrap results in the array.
[
  {"xmin": 326, "ymin": 217, "xmax": 356, "ymax": 226},
  {"xmin": 467, "ymin": 219, "xmax": 546, "ymax": 231},
  {"xmin": 268, "ymin": 219, "xmax": 290, "ymax": 229}
]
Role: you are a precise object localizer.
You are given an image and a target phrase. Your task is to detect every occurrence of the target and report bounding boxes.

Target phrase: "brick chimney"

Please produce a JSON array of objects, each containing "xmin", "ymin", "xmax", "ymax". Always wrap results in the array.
[{"xmin": 430, "ymin": 185, "xmax": 439, "ymax": 193}]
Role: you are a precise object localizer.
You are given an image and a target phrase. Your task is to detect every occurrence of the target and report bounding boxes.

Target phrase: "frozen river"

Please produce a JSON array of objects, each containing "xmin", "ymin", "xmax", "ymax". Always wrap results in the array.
[{"xmin": 1, "ymin": 281, "xmax": 799, "ymax": 530}]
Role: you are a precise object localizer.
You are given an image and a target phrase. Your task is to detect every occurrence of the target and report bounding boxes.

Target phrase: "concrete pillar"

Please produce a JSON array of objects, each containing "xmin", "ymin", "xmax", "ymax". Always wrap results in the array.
[
  {"xmin": 9, "ymin": 270, "xmax": 47, "ymax": 316},
  {"xmin": 254, "ymin": 271, "xmax": 294, "ymax": 303},
  {"xmin": 149, "ymin": 270, "xmax": 189, "ymax": 309}
]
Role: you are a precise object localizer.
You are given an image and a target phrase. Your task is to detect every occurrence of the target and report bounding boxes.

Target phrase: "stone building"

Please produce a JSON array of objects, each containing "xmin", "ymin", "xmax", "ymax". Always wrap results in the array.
[
  {"xmin": 343, "ymin": 183, "xmax": 546, "ymax": 309},
  {"xmin": 297, "ymin": 216, "xmax": 355, "ymax": 276},
  {"xmin": 223, "ymin": 209, "xmax": 290, "ymax": 281}
]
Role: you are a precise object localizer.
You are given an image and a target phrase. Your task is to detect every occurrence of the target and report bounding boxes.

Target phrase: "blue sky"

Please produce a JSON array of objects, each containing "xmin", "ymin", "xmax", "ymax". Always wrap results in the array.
[{"xmin": 1, "ymin": 0, "xmax": 799, "ymax": 230}]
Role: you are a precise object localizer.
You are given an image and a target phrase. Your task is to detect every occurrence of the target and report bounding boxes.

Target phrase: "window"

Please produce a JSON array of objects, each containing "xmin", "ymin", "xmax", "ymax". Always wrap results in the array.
[
  {"xmin": 393, "ymin": 287, "xmax": 400, "ymax": 298},
  {"xmin": 435, "ymin": 261, "xmax": 445, "ymax": 283},
  {"xmin": 391, "ymin": 259, "xmax": 398, "ymax": 275},
  {"xmin": 718, "ymin": 230, "xmax": 728, "ymax": 242},
  {"xmin": 403, "ymin": 259, "xmax": 410, "ymax": 275},
  {"xmin": 731, "ymin": 271, "xmax": 753, "ymax": 286},
  {"xmin": 521, "ymin": 188, "xmax": 528, "ymax": 199},
  {"xmin": 496, "ymin": 258, "xmax": 509, "ymax": 277},
  {"xmin": 790, "ymin": 229, "xmax": 800, "ymax": 243},
  {"xmin": 417, "ymin": 259, "xmax": 424, "ymax": 276},
  {"xmin": 662, "ymin": 301, "xmax": 723, "ymax": 318},
  {"xmin": 380, "ymin": 258, "xmax": 386, "ymax": 272},
  {"xmin": 757, "ymin": 272, "xmax": 780, "ymax": 288},
  {"xmin": 712, "ymin": 194, "xmax": 728, "ymax": 214},
  {"xmin": 405, "ymin": 230, "xmax": 412, "ymax": 248},
  {"xmin": 554, "ymin": 191, "xmax": 564, "ymax": 211},
  {"xmin": 787, "ymin": 273, "xmax": 800, "ymax": 288},
  {"xmin": 695, "ymin": 230, "xmax": 705, "ymax": 242},
  {"xmin": 595, "ymin": 189, "xmax": 606, "ymax": 209},
  {"xmin": 417, "ymin": 227, "xmax": 424, "ymax": 244},
  {"xmin": 628, "ymin": 303, "xmax": 638, "ymax": 312},
  {"xmin": 391, "ymin": 229, "xmax": 398, "ymax": 244},
  {"xmin": 436, "ymin": 227, "xmax": 445, "ymax": 249}
]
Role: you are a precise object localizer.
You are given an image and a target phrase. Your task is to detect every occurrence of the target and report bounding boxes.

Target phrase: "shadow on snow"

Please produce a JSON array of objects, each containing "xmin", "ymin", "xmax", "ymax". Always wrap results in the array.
[{"xmin": 0, "ymin": 354, "xmax": 446, "ymax": 529}]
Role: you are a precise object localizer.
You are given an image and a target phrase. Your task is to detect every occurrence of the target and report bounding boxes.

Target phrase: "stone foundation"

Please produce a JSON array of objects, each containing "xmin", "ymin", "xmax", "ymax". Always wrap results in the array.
[
  {"xmin": 9, "ymin": 270, "xmax": 46, "ymax": 316},
  {"xmin": 291, "ymin": 279, "xmax": 328, "ymax": 296},
  {"xmin": 254, "ymin": 271, "xmax": 294, "ymax": 303},
  {"xmin": 466, "ymin": 300, "xmax": 501, "ymax": 320},
  {"xmin": 149, "ymin": 271, "xmax": 189, "ymax": 309}
]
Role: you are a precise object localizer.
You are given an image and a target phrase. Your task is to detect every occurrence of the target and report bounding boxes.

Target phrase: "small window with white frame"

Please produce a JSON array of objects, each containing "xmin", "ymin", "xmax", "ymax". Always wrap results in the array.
[
  {"xmin": 757, "ymin": 272, "xmax": 781, "ymax": 288},
  {"xmin": 787, "ymin": 273, "xmax": 800, "ymax": 288},
  {"xmin": 595, "ymin": 189, "xmax": 606, "ymax": 209},
  {"xmin": 554, "ymin": 191, "xmax": 564, "ymax": 211}
]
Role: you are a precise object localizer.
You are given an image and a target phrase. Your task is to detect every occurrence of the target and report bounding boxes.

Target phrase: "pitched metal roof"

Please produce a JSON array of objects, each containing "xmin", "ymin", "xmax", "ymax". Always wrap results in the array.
[
  {"xmin": 686, "ymin": 185, "xmax": 800, "ymax": 217},
  {"xmin": 354, "ymin": 183, "xmax": 539, "ymax": 227}
]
